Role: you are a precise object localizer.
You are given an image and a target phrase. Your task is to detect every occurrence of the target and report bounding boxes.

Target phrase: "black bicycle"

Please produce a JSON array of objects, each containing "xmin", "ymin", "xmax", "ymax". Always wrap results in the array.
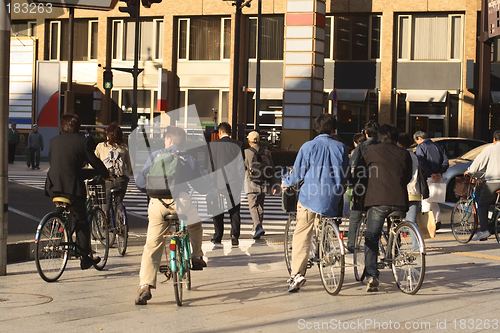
[
  {"xmin": 353, "ymin": 211, "xmax": 426, "ymax": 294},
  {"xmin": 34, "ymin": 177, "xmax": 109, "ymax": 282},
  {"xmin": 97, "ymin": 181, "xmax": 128, "ymax": 255}
]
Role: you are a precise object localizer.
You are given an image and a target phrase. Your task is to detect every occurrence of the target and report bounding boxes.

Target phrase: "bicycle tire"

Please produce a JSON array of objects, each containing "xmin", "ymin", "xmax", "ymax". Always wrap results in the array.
[
  {"xmin": 35, "ymin": 213, "xmax": 70, "ymax": 282},
  {"xmin": 184, "ymin": 235, "xmax": 192, "ymax": 290},
  {"xmin": 390, "ymin": 222, "xmax": 425, "ymax": 295},
  {"xmin": 91, "ymin": 207, "xmax": 109, "ymax": 270},
  {"xmin": 494, "ymin": 209, "xmax": 500, "ymax": 243},
  {"xmin": 284, "ymin": 214, "xmax": 296, "ymax": 274},
  {"xmin": 115, "ymin": 203, "xmax": 128, "ymax": 256},
  {"xmin": 353, "ymin": 216, "xmax": 367, "ymax": 282},
  {"xmin": 173, "ymin": 244, "xmax": 183, "ymax": 306},
  {"xmin": 318, "ymin": 218, "xmax": 345, "ymax": 295},
  {"xmin": 451, "ymin": 198, "xmax": 476, "ymax": 243}
]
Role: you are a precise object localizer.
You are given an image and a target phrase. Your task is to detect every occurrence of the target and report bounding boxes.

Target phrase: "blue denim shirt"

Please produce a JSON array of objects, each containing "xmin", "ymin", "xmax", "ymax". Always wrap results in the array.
[{"xmin": 282, "ymin": 134, "xmax": 349, "ymax": 217}]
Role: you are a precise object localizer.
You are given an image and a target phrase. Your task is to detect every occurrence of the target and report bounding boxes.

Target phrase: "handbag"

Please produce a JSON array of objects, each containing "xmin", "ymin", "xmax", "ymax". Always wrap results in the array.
[
  {"xmin": 206, "ymin": 189, "xmax": 224, "ymax": 215},
  {"xmin": 416, "ymin": 211, "xmax": 436, "ymax": 239}
]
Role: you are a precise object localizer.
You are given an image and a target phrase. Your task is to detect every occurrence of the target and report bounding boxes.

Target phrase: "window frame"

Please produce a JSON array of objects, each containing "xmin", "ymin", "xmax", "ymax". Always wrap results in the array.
[
  {"xmin": 112, "ymin": 20, "xmax": 124, "ymax": 60},
  {"xmin": 49, "ymin": 21, "xmax": 61, "ymax": 60},
  {"xmin": 154, "ymin": 19, "xmax": 164, "ymax": 60},
  {"xmin": 88, "ymin": 20, "xmax": 98, "ymax": 61}
]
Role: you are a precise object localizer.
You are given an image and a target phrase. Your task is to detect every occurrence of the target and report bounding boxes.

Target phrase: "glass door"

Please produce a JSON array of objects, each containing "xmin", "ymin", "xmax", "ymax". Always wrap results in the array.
[{"xmin": 410, "ymin": 115, "xmax": 445, "ymax": 137}]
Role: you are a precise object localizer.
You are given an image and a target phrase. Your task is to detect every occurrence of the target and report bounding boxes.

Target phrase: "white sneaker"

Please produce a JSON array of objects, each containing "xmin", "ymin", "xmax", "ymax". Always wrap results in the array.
[
  {"xmin": 472, "ymin": 230, "xmax": 491, "ymax": 241},
  {"xmin": 287, "ymin": 274, "xmax": 306, "ymax": 292}
]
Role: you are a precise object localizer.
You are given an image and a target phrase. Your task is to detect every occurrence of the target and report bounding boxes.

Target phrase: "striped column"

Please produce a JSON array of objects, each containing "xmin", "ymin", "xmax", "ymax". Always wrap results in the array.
[{"xmin": 282, "ymin": 0, "xmax": 326, "ymax": 149}]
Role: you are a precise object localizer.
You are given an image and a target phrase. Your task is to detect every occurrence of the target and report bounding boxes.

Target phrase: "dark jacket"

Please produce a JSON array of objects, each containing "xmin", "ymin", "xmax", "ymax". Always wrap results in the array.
[
  {"xmin": 45, "ymin": 133, "xmax": 109, "ymax": 200},
  {"xmin": 415, "ymin": 139, "xmax": 449, "ymax": 178},
  {"xmin": 363, "ymin": 142, "xmax": 413, "ymax": 209},
  {"xmin": 208, "ymin": 136, "xmax": 245, "ymax": 195}
]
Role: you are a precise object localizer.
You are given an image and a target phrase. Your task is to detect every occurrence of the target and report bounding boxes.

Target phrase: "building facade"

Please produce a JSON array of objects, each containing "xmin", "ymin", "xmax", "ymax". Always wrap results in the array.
[{"xmin": 9, "ymin": 0, "xmax": 497, "ymax": 149}]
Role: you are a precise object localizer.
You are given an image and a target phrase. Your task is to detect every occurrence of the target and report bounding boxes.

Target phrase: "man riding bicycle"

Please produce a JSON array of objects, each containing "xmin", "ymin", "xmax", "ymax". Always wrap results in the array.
[
  {"xmin": 465, "ymin": 129, "xmax": 500, "ymax": 241},
  {"xmin": 281, "ymin": 114, "xmax": 349, "ymax": 292},
  {"xmin": 134, "ymin": 126, "xmax": 213, "ymax": 305}
]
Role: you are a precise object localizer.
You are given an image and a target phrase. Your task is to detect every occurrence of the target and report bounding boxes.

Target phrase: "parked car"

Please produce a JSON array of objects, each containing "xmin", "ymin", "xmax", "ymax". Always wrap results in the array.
[
  {"xmin": 442, "ymin": 143, "xmax": 490, "ymax": 202},
  {"xmin": 431, "ymin": 137, "xmax": 487, "ymax": 159}
]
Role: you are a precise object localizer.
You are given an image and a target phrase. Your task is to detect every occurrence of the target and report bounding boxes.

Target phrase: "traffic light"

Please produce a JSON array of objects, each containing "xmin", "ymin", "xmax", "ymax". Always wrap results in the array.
[
  {"xmin": 103, "ymin": 70, "xmax": 113, "ymax": 90},
  {"xmin": 141, "ymin": 0, "xmax": 162, "ymax": 8},
  {"xmin": 119, "ymin": 0, "xmax": 139, "ymax": 18}
]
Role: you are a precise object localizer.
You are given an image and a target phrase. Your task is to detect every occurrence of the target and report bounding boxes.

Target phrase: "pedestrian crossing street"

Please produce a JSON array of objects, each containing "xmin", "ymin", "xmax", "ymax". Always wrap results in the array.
[{"xmin": 8, "ymin": 175, "xmax": 294, "ymax": 238}]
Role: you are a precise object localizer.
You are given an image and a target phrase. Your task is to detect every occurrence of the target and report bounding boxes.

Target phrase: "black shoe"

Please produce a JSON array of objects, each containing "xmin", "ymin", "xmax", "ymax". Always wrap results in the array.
[
  {"xmin": 191, "ymin": 257, "xmax": 207, "ymax": 270},
  {"xmin": 231, "ymin": 235, "xmax": 239, "ymax": 246},
  {"xmin": 80, "ymin": 256, "xmax": 101, "ymax": 270},
  {"xmin": 436, "ymin": 221, "xmax": 441, "ymax": 231},
  {"xmin": 211, "ymin": 238, "xmax": 222, "ymax": 244},
  {"xmin": 253, "ymin": 229, "xmax": 265, "ymax": 240}
]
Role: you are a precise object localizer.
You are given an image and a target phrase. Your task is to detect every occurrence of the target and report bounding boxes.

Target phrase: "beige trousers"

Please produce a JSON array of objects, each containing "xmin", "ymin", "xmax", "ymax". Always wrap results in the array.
[
  {"xmin": 139, "ymin": 196, "xmax": 203, "ymax": 288},
  {"xmin": 290, "ymin": 201, "xmax": 320, "ymax": 276}
]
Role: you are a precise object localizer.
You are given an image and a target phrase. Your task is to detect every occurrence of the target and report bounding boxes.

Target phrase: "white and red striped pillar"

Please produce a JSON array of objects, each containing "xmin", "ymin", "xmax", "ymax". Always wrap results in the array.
[{"xmin": 281, "ymin": 0, "xmax": 326, "ymax": 150}]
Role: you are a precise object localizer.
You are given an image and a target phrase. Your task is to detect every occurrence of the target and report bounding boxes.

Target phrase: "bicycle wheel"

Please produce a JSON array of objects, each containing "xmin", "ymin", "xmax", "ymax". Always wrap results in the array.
[
  {"xmin": 390, "ymin": 222, "xmax": 425, "ymax": 295},
  {"xmin": 108, "ymin": 210, "xmax": 117, "ymax": 248},
  {"xmin": 183, "ymin": 235, "xmax": 192, "ymax": 290},
  {"xmin": 172, "ymin": 244, "xmax": 183, "ymax": 306},
  {"xmin": 91, "ymin": 207, "xmax": 109, "ymax": 270},
  {"xmin": 284, "ymin": 214, "xmax": 296, "ymax": 274},
  {"xmin": 451, "ymin": 198, "xmax": 476, "ymax": 243},
  {"xmin": 115, "ymin": 203, "xmax": 128, "ymax": 256},
  {"xmin": 318, "ymin": 219, "xmax": 345, "ymax": 295},
  {"xmin": 35, "ymin": 213, "xmax": 70, "ymax": 282},
  {"xmin": 494, "ymin": 209, "xmax": 500, "ymax": 243},
  {"xmin": 353, "ymin": 216, "xmax": 367, "ymax": 281}
]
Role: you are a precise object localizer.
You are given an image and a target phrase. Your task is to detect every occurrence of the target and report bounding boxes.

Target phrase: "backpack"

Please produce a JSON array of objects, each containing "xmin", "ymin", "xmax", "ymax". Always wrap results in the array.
[
  {"xmin": 102, "ymin": 146, "xmax": 125, "ymax": 177},
  {"xmin": 146, "ymin": 150, "xmax": 186, "ymax": 199},
  {"xmin": 248, "ymin": 147, "xmax": 274, "ymax": 186}
]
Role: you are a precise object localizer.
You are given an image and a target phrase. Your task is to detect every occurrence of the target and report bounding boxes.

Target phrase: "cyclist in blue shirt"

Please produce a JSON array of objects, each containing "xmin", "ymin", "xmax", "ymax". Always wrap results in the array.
[{"xmin": 282, "ymin": 113, "xmax": 349, "ymax": 292}]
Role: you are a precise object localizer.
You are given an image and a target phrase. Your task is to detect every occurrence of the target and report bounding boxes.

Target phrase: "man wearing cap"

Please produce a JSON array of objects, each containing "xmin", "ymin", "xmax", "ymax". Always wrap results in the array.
[
  {"xmin": 8, "ymin": 123, "xmax": 20, "ymax": 164},
  {"xmin": 244, "ymin": 131, "xmax": 278, "ymax": 239},
  {"xmin": 28, "ymin": 124, "xmax": 44, "ymax": 170}
]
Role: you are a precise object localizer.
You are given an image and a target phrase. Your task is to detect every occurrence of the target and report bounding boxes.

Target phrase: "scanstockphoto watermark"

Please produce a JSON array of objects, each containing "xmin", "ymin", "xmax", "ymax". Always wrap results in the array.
[{"xmin": 298, "ymin": 318, "xmax": 432, "ymax": 330}]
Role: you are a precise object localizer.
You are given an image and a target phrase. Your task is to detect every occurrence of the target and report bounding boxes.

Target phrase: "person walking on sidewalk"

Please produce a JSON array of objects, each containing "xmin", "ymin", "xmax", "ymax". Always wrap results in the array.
[
  {"xmin": 8, "ymin": 122, "xmax": 20, "ymax": 164},
  {"xmin": 208, "ymin": 122, "xmax": 245, "ymax": 246},
  {"xmin": 28, "ymin": 124, "xmax": 44, "ymax": 170},
  {"xmin": 363, "ymin": 124, "xmax": 413, "ymax": 292},
  {"xmin": 244, "ymin": 131, "xmax": 278, "ymax": 239},
  {"xmin": 45, "ymin": 114, "xmax": 110, "ymax": 270},
  {"xmin": 414, "ymin": 130, "xmax": 449, "ymax": 230},
  {"xmin": 134, "ymin": 126, "xmax": 213, "ymax": 305},
  {"xmin": 466, "ymin": 129, "xmax": 500, "ymax": 241},
  {"xmin": 282, "ymin": 113, "xmax": 349, "ymax": 292}
]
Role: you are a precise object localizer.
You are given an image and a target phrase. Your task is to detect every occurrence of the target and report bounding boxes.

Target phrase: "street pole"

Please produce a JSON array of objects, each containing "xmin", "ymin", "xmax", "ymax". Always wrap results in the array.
[
  {"xmin": 64, "ymin": 7, "xmax": 75, "ymax": 115},
  {"xmin": 255, "ymin": 0, "xmax": 261, "ymax": 132},
  {"xmin": 0, "ymin": 0, "xmax": 11, "ymax": 275},
  {"xmin": 476, "ymin": 0, "xmax": 491, "ymax": 141},
  {"xmin": 231, "ymin": 0, "xmax": 243, "ymax": 139},
  {"xmin": 131, "ymin": 5, "xmax": 140, "ymax": 132}
]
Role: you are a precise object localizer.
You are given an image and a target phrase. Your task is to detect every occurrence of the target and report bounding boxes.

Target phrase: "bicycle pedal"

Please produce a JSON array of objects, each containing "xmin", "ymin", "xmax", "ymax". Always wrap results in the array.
[{"xmin": 159, "ymin": 265, "xmax": 172, "ymax": 280}]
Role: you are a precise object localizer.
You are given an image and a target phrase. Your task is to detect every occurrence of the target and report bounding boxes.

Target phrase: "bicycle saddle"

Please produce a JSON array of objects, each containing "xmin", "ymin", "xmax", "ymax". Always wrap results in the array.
[
  {"xmin": 164, "ymin": 214, "xmax": 188, "ymax": 221},
  {"xmin": 387, "ymin": 211, "xmax": 406, "ymax": 219}
]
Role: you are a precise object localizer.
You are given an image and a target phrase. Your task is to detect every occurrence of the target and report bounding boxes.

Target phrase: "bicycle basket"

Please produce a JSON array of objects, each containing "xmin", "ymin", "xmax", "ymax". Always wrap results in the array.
[
  {"xmin": 88, "ymin": 183, "xmax": 106, "ymax": 205},
  {"xmin": 455, "ymin": 175, "xmax": 483, "ymax": 197}
]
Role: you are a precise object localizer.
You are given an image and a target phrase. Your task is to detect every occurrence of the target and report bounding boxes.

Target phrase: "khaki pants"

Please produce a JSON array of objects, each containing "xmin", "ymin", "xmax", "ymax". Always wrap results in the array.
[
  {"xmin": 291, "ymin": 201, "xmax": 320, "ymax": 276},
  {"xmin": 139, "ymin": 195, "xmax": 203, "ymax": 288}
]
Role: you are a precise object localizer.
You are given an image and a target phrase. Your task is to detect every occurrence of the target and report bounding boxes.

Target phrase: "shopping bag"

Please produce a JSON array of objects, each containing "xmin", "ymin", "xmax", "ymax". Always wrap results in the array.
[
  {"xmin": 416, "ymin": 211, "xmax": 436, "ymax": 239},
  {"xmin": 342, "ymin": 189, "xmax": 351, "ymax": 218},
  {"xmin": 427, "ymin": 181, "xmax": 446, "ymax": 203}
]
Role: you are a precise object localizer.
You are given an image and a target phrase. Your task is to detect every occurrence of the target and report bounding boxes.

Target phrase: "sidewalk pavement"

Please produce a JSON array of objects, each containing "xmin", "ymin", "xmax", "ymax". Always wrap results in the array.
[{"xmin": 2, "ymin": 234, "xmax": 500, "ymax": 333}]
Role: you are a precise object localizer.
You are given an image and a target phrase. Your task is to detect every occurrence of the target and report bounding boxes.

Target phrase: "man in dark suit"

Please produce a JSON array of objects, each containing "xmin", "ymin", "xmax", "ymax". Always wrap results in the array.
[
  {"xmin": 208, "ymin": 122, "xmax": 245, "ymax": 246},
  {"xmin": 45, "ymin": 114, "xmax": 110, "ymax": 269}
]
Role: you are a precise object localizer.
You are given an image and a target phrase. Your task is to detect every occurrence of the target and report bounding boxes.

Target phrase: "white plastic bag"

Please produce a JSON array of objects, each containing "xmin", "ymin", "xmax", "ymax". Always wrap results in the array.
[{"xmin": 427, "ymin": 179, "xmax": 446, "ymax": 203}]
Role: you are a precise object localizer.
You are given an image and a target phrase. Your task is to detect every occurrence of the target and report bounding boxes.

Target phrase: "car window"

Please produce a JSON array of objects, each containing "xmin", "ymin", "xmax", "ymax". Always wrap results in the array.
[
  {"xmin": 437, "ymin": 141, "xmax": 455, "ymax": 159},
  {"xmin": 459, "ymin": 144, "xmax": 490, "ymax": 160},
  {"xmin": 457, "ymin": 142, "xmax": 472, "ymax": 157}
]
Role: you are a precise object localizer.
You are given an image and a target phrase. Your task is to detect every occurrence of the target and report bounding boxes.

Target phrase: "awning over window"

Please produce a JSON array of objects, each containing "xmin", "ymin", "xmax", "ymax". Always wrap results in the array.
[
  {"xmin": 491, "ymin": 91, "xmax": 500, "ymax": 104},
  {"xmin": 252, "ymin": 88, "xmax": 283, "ymax": 100},
  {"xmin": 405, "ymin": 90, "xmax": 447, "ymax": 102},
  {"xmin": 328, "ymin": 89, "xmax": 368, "ymax": 101}
]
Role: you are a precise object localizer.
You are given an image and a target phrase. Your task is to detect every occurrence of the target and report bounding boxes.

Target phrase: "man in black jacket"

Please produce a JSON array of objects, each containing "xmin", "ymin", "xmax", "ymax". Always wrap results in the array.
[
  {"xmin": 208, "ymin": 122, "xmax": 245, "ymax": 246},
  {"xmin": 45, "ymin": 114, "xmax": 110, "ymax": 269}
]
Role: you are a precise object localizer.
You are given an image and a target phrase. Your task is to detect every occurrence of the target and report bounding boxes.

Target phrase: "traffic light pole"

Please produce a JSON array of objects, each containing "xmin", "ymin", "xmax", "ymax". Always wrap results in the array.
[
  {"xmin": 0, "ymin": 0, "xmax": 10, "ymax": 276},
  {"xmin": 131, "ymin": 5, "xmax": 140, "ymax": 131}
]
